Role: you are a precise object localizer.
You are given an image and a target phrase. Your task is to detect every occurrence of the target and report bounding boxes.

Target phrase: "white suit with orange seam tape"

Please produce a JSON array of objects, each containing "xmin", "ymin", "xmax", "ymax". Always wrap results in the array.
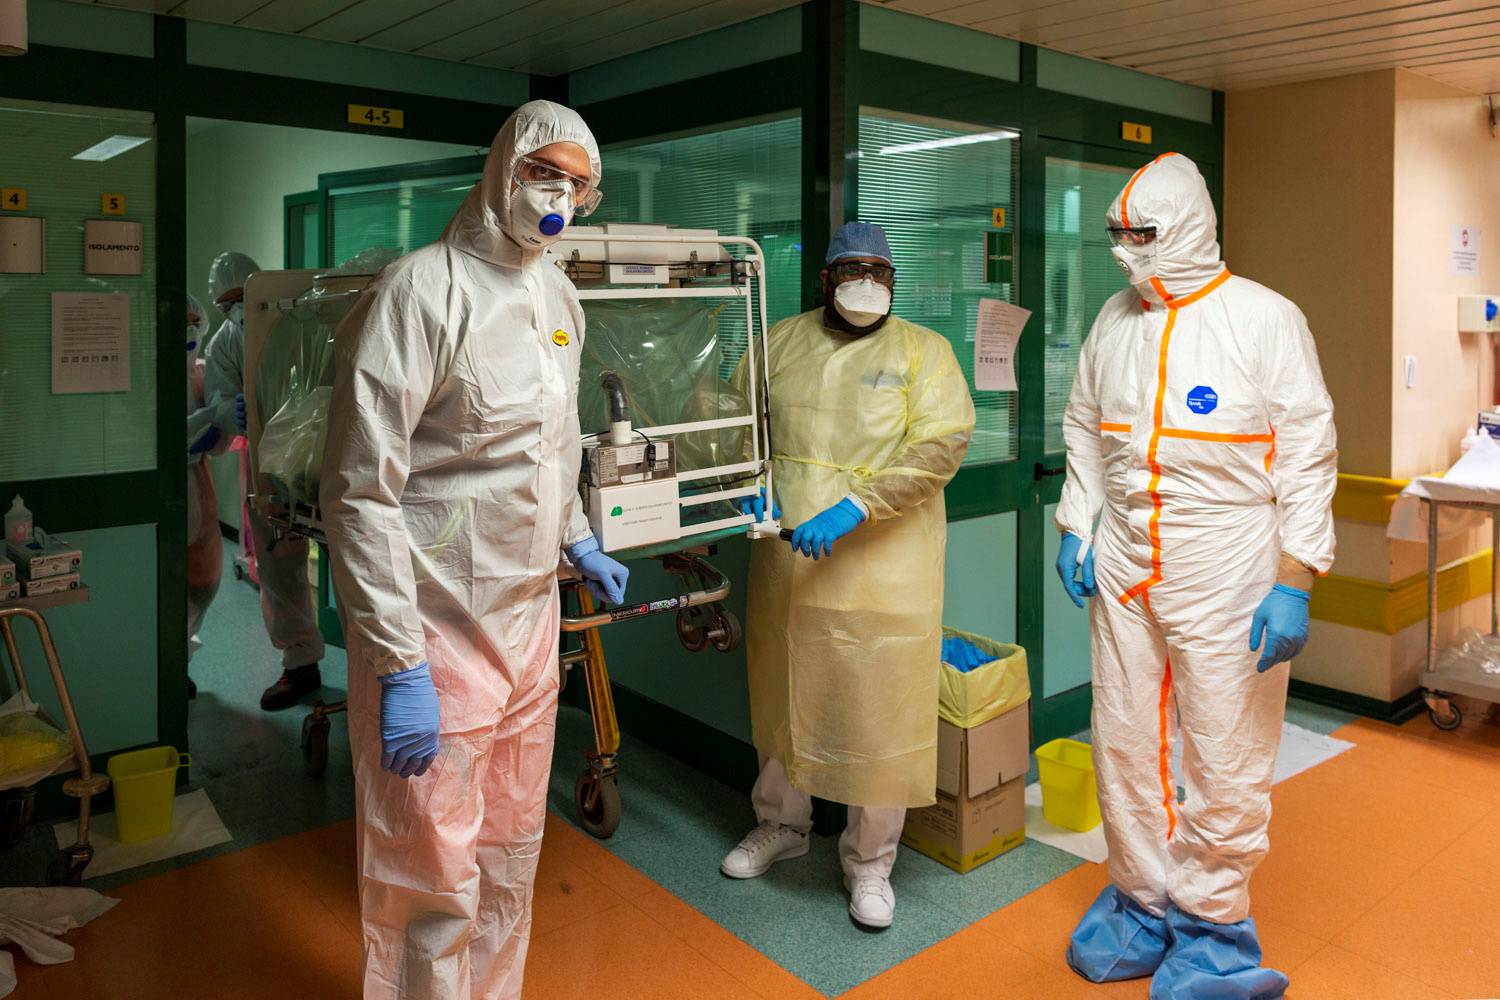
[{"xmin": 1055, "ymin": 153, "xmax": 1336, "ymax": 992}]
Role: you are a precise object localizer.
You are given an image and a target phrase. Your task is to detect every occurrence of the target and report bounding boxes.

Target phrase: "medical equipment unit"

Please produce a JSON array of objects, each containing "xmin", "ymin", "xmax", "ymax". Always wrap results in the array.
[{"xmin": 239, "ymin": 226, "xmax": 779, "ymax": 836}]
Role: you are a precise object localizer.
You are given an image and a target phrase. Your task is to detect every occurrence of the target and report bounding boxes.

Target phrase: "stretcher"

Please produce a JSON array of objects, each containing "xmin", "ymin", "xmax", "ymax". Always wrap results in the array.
[{"xmin": 241, "ymin": 229, "xmax": 780, "ymax": 837}]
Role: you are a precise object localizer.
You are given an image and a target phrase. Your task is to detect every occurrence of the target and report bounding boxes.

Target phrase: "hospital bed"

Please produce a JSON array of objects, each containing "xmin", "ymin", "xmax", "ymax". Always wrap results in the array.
[{"xmin": 240, "ymin": 227, "xmax": 780, "ymax": 837}]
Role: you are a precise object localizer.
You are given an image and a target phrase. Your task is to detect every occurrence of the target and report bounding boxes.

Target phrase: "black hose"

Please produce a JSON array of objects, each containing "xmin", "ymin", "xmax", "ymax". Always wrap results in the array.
[{"xmin": 600, "ymin": 370, "xmax": 629, "ymax": 424}]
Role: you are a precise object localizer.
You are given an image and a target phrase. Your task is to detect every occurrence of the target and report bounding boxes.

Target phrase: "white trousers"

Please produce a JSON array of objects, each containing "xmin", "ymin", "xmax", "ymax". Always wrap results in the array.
[{"xmin": 752, "ymin": 756, "xmax": 906, "ymax": 879}]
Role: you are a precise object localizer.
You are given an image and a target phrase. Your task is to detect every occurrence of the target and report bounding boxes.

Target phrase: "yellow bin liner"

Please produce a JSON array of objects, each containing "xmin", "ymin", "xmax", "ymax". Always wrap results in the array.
[
  {"xmin": 1035, "ymin": 738, "xmax": 1101, "ymax": 832},
  {"xmin": 938, "ymin": 627, "xmax": 1029, "ymax": 728},
  {"xmin": 107, "ymin": 746, "xmax": 190, "ymax": 844}
]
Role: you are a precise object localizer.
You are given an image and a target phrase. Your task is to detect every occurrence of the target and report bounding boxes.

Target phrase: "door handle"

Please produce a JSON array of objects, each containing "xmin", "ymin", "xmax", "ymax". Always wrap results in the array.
[{"xmin": 1034, "ymin": 462, "xmax": 1065, "ymax": 481}]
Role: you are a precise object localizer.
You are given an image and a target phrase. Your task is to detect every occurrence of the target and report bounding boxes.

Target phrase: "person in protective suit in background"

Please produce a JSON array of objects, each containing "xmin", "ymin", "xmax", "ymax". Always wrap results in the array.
[
  {"xmin": 186, "ymin": 294, "xmax": 222, "ymax": 700},
  {"xmin": 1055, "ymin": 153, "xmax": 1336, "ymax": 999},
  {"xmin": 202, "ymin": 249, "xmax": 328, "ymax": 710},
  {"xmin": 721, "ymin": 221, "xmax": 975, "ymax": 930},
  {"xmin": 321, "ymin": 100, "xmax": 629, "ymax": 1000}
]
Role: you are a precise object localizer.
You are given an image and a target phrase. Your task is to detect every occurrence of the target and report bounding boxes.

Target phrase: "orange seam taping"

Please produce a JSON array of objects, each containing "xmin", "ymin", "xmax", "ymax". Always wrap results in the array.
[
  {"xmin": 1099, "ymin": 421, "xmax": 1132, "ymax": 433},
  {"xmin": 1117, "ymin": 151, "xmax": 1177, "ymax": 229},
  {"xmin": 1120, "ymin": 309, "xmax": 1178, "ymax": 605},
  {"xmin": 1149, "ymin": 276, "xmax": 1176, "ymax": 304},
  {"xmin": 1159, "ymin": 428, "xmax": 1273, "ymax": 443},
  {"xmin": 1158, "ymin": 657, "xmax": 1177, "ymax": 841},
  {"xmin": 1265, "ymin": 426, "xmax": 1277, "ymax": 472},
  {"xmin": 1167, "ymin": 269, "xmax": 1232, "ymax": 311}
]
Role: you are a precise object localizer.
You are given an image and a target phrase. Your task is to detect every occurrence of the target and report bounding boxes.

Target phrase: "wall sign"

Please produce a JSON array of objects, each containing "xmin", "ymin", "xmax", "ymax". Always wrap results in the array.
[
  {"xmin": 84, "ymin": 219, "xmax": 144, "ymax": 276},
  {"xmin": 1, "ymin": 188, "xmax": 25, "ymax": 211},
  {"xmin": 52, "ymin": 292, "xmax": 131, "ymax": 395},
  {"xmin": 1122, "ymin": 121, "xmax": 1153, "ymax": 145},
  {"xmin": 348, "ymin": 104, "xmax": 404, "ymax": 129}
]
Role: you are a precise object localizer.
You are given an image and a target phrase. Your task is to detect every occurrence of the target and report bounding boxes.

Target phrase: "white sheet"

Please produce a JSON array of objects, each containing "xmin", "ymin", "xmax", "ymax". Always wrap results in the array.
[
  {"xmin": 1024, "ymin": 722, "xmax": 1354, "ymax": 865},
  {"xmin": 0, "ymin": 887, "xmax": 117, "ymax": 998},
  {"xmin": 52, "ymin": 788, "xmax": 231, "ymax": 879},
  {"xmin": 1389, "ymin": 434, "xmax": 1500, "ymax": 541}
]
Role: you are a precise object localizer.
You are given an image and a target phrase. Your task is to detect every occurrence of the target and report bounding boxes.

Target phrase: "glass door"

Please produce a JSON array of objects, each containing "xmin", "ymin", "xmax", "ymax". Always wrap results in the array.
[{"xmin": 1035, "ymin": 141, "xmax": 1152, "ymax": 737}]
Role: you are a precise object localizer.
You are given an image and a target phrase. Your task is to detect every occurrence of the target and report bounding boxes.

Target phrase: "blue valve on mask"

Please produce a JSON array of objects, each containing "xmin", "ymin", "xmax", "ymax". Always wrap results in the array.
[{"xmin": 539, "ymin": 214, "xmax": 566, "ymax": 237}]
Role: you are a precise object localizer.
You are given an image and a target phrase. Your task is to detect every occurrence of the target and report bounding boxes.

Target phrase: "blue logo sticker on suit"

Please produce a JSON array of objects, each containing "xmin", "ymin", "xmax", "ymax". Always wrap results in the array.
[{"xmin": 1186, "ymin": 385, "xmax": 1218, "ymax": 414}]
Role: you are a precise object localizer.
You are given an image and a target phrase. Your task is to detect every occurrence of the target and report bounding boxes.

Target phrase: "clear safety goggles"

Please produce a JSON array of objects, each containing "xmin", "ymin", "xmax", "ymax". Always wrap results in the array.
[
  {"xmin": 1107, "ymin": 226, "xmax": 1158, "ymax": 250},
  {"xmin": 829, "ymin": 260, "xmax": 895, "ymax": 285},
  {"xmin": 514, "ymin": 154, "xmax": 602, "ymax": 217}
]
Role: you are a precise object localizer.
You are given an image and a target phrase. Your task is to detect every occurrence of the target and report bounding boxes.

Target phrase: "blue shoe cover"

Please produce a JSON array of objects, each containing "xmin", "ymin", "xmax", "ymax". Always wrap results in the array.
[
  {"xmin": 1150, "ymin": 907, "xmax": 1289, "ymax": 1000},
  {"xmin": 1066, "ymin": 886, "xmax": 1170, "ymax": 983}
]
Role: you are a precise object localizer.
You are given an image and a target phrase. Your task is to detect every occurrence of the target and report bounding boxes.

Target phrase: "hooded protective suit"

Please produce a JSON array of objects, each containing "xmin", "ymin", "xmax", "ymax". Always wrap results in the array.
[
  {"xmin": 186, "ymin": 294, "xmax": 221, "ymax": 660},
  {"xmin": 321, "ymin": 100, "xmax": 599, "ymax": 1000},
  {"xmin": 203, "ymin": 250, "xmax": 327, "ymax": 674},
  {"xmin": 1057, "ymin": 153, "xmax": 1335, "ymax": 993}
]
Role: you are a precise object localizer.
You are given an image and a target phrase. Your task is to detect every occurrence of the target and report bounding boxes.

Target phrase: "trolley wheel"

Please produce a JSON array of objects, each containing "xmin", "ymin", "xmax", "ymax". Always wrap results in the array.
[
  {"xmin": 0, "ymin": 787, "xmax": 35, "ymax": 850},
  {"xmin": 711, "ymin": 609, "xmax": 743, "ymax": 653},
  {"xmin": 45, "ymin": 846, "xmax": 91, "ymax": 887},
  {"xmin": 302, "ymin": 715, "xmax": 331, "ymax": 777},
  {"xmin": 574, "ymin": 769, "xmax": 622, "ymax": 840},
  {"xmin": 676, "ymin": 609, "xmax": 709, "ymax": 653},
  {"xmin": 1430, "ymin": 702, "xmax": 1463, "ymax": 731},
  {"xmin": 232, "ymin": 562, "xmax": 245, "ymax": 581}
]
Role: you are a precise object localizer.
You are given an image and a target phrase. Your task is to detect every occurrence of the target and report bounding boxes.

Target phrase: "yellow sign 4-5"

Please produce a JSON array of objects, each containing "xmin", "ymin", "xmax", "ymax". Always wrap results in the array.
[{"xmin": 349, "ymin": 104, "xmax": 404, "ymax": 130}]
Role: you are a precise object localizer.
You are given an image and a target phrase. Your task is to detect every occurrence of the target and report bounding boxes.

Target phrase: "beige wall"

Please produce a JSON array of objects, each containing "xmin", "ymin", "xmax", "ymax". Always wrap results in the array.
[
  {"xmin": 1391, "ymin": 70, "xmax": 1500, "ymax": 479},
  {"xmin": 1224, "ymin": 70, "xmax": 1396, "ymax": 477}
]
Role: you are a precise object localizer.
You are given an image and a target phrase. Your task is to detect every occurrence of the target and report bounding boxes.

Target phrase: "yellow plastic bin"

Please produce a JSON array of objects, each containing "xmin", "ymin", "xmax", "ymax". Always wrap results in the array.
[
  {"xmin": 1035, "ymin": 738, "xmax": 1101, "ymax": 832},
  {"xmin": 107, "ymin": 746, "xmax": 189, "ymax": 843}
]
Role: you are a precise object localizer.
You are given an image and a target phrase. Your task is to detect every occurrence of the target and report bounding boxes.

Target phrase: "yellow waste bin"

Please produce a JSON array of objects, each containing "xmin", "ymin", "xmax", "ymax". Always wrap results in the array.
[
  {"xmin": 107, "ymin": 746, "xmax": 189, "ymax": 843},
  {"xmin": 1035, "ymin": 737, "xmax": 1101, "ymax": 832}
]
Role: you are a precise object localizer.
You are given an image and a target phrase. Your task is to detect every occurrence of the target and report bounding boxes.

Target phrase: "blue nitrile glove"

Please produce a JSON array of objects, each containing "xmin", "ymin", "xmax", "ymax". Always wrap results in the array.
[
  {"xmin": 790, "ymin": 498, "xmax": 866, "ymax": 561},
  {"xmin": 1249, "ymin": 583, "xmax": 1310, "ymax": 673},
  {"xmin": 378, "ymin": 661, "xmax": 440, "ymax": 779},
  {"xmin": 737, "ymin": 486, "xmax": 781, "ymax": 523},
  {"xmin": 1056, "ymin": 533, "xmax": 1097, "ymax": 609},
  {"xmin": 567, "ymin": 536, "xmax": 630, "ymax": 605},
  {"xmin": 234, "ymin": 393, "xmax": 247, "ymax": 434},
  {"xmin": 188, "ymin": 426, "xmax": 221, "ymax": 456}
]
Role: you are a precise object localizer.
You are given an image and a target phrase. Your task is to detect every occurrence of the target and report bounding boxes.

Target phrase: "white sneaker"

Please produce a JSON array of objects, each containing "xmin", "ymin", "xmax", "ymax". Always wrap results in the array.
[
  {"xmin": 720, "ymin": 822, "xmax": 810, "ymax": 879},
  {"xmin": 845, "ymin": 874, "xmax": 895, "ymax": 929}
]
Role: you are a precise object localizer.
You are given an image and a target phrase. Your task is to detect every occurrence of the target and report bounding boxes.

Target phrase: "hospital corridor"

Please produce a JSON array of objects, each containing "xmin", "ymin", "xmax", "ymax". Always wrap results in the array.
[{"xmin": 1, "ymin": 1, "xmax": 1499, "ymax": 998}]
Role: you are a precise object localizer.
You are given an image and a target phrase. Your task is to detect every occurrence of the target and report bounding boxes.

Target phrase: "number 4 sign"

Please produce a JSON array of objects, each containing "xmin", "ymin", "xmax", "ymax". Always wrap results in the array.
[{"xmin": 1, "ymin": 189, "xmax": 25, "ymax": 211}]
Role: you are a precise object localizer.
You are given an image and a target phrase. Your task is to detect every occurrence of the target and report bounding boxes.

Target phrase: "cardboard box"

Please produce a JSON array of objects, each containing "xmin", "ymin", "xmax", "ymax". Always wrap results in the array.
[
  {"xmin": 8, "ymin": 535, "xmax": 82, "ymax": 580},
  {"xmin": 23, "ymin": 572, "xmax": 80, "ymax": 597},
  {"xmin": 0, "ymin": 581, "xmax": 18, "ymax": 602},
  {"xmin": 0, "ymin": 559, "xmax": 13, "ymax": 586},
  {"xmin": 902, "ymin": 700, "xmax": 1031, "ymax": 873}
]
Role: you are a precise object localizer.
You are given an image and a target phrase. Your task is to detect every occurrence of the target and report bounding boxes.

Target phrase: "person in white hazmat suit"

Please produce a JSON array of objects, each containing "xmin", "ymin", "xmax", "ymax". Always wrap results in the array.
[
  {"xmin": 186, "ymin": 294, "xmax": 222, "ymax": 699},
  {"xmin": 720, "ymin": 222, "xmax": 976, "ymax": 930},
  {"xmin": 321, "ymin": 100, "xmax": 630, "ymax": 1000},
  {"xmin": 201, "ymin": 249, "xmax": 328, "ymax": 710},
  {"xmin": 1054, "ymin": 153, "xmax": 1336, "ymax": 999}
]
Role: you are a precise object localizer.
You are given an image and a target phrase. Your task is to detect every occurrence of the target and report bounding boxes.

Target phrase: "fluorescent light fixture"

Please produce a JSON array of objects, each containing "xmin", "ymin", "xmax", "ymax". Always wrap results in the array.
[
  {"xmin": 877, "ymin": 129, "xmax": 1020, "ymax": 156},
  {"xmin": 72, "ymin": 135, "xmax": 151, "ymax": 162}
]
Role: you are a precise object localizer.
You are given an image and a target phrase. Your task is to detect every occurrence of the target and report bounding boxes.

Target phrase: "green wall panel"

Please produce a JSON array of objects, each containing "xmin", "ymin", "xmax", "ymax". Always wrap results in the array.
[
  {"xmin": 943, "ymin": 511, "xmax": 1017, "ymax": 644},
  {"xmin": 1042, "ymin": 502, "xmax": 1091, "ymax": 698},
  {"xmin": 859, "ymin": 6, "xmax": 1020, "ymax": 83},
  {"xmin": 1036, "ymin": 48, "xmax": 1213, "ymax": 125},
  {"xmin": 28, "ymin": 0, "xmax": 154, "ymax": 58}
]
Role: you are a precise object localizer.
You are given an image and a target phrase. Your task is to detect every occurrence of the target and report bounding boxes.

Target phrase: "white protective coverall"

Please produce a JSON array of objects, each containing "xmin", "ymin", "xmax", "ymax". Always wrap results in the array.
[
  {"xmin": 203, "ymin": 251, "xmax": 326, "ymax": 671},
  {"xmin": 321, "ymin": 100, "xmax": 598, "ymax": 1000},
  {"xmin": 1056, "ymin": 153, "xmax": 1337, "ymax": 924},
  {"xmin": 186, "ymin": 294, "xmax": 221, "ymax": 659},
  {"xmin": 740, "ymin": 310, "xmax": 975, "ymax": 813}
]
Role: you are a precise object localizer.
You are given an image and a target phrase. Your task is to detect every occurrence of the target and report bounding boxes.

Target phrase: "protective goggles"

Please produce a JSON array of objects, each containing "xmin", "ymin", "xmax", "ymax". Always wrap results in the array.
[
  {"xmin": 514, "ymin": 154, "xmax": 602, "ymax": 217},
  {"xmin": 829, "ymin": 261, "xmax": 895, "ymax": 284},
  {"xmin": 1107, "ymin": 226, "xmax": 1157, "ymax": 249}
]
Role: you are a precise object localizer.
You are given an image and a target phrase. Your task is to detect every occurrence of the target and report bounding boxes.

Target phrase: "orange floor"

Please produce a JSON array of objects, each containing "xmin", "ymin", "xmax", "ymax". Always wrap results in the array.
[{"xmin": 11, "ymin": 701, "xmax": 1500, "ymax": 999}]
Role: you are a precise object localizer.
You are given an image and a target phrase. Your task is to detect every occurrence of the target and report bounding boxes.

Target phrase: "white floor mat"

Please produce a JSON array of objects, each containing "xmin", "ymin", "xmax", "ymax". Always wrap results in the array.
[
  {"xmin": 52, "ymin": 788, "xmax": 232, "ymax": 879},
  {"xmin": 1025, "ymin": 721, "xmax": 1354, "ymax": 864}
]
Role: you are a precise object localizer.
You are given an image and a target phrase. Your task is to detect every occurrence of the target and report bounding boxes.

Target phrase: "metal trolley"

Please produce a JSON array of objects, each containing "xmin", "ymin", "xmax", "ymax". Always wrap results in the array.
[
  {"xmin": 0, "ymin": 593, "xmax": 111, "ymax": 885},
  {"xmin": 242, "ymin": 229, "xmax": 779, "ymax": 839},
  {"xmin": 1420, "ymin": 497, "xmax": 1500, "ymax": 730}
]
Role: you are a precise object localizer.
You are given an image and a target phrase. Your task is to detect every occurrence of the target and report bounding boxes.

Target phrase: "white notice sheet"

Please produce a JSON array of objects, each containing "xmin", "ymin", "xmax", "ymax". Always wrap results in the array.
[
  {"xmin": 974, "ymin": 297, "xmax": 1031, "ymax": 392},
  {"xmin": 52, "ymin": 292, "xmax": 130, "ymax": 394}
]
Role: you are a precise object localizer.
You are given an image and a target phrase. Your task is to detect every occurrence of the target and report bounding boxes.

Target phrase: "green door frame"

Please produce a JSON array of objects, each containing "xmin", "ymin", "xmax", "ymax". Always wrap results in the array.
[{"xmin": 282, "ymin": 190, "xmax": 320, "ymax": 271}]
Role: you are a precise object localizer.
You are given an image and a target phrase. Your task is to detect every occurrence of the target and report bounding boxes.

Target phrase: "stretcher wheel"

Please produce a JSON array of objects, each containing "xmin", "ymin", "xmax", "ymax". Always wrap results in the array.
[
  {"xmin": 676, "ymin": 609, "xmax": 709, "ymax": 653},
  {"xmin": 302, "ymin": 714, "xmax": 331, "ymax": 777},
  {"xmin": 575, "ymin": 770, "xmax": 621, "ymax": 840},
  {"xmin": 712, "ymin": 609, "xmax": 742, "ymax": 653},
  {"xmin": 45, "ymin": 846, "xmax": 91, "ymax": 887},
  {"xmin": 232, "ymin": 563, "xmax": 245, "ymax": 581},
  {"xmin": 1429, "ymin": 702, "xmax": 1463, "ymax": 731}
]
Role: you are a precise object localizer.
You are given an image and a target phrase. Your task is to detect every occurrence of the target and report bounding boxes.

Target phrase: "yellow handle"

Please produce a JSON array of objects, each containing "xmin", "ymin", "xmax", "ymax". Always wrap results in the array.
[{"xmin": 178, "ymin": 753, "xmax": 192, "ymax": 768}]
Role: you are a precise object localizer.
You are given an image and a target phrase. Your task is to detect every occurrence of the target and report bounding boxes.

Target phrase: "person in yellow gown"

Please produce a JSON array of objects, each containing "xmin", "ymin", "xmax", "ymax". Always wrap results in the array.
[{"xmin": 720, "ymin": 222, "xmax": 975, "ymax": 929}]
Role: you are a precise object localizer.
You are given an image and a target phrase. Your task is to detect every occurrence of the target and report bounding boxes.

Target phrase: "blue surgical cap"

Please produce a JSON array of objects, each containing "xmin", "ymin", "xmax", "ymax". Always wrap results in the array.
[{"xmin": 826, "ymin": 222, "xmax": 893, "ymax": 266}]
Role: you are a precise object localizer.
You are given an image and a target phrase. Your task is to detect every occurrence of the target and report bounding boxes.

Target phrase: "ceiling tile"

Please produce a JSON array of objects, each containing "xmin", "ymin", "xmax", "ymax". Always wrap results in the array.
[
  {"xmin": 172, "ymin": 0, "xmax": 273, "ymax": 22},
  {"xmin": 415, "ymin": 0, "xmax": 618, "ymax": 62},
  {"xmin": 237, "ymin": 0, "xmax": 362, "ymax": 33},
  {"xmin": 470, "ymin": 0, "xmax": 701, "ymax": 73},
  {"xmin": 359, "ymin": 0, "xmax": 536, "ymax": 52},
  {"xmin": 298, "ymin": 0, "xmax": 447, "ymax": 44}
]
